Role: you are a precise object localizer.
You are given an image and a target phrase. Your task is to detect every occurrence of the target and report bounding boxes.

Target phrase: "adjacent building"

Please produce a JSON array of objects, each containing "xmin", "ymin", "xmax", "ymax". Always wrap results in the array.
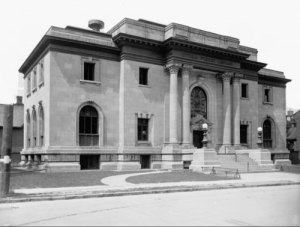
[
  {"xmin": 0, "ymin": 96, "xmax": 24, "ymax": 163},
  {"xmin": 18, "ymin": 18, "xmax": 291, "ymax": 171}
]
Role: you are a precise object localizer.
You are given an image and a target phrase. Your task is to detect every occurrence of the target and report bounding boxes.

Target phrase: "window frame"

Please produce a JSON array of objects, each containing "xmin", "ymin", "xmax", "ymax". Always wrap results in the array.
[
  {"xmin": 240, "ymin": 125, "xmax": 248, "ymax": 144},
  {"xmin": 80, "ymin": 57, "xmax": 100, "ymax": 85},
  {"xmin": 241, "ymin": 83, "xmax": 249, "ymax": 99},
  {"xmin": 263, "ymin": 85, "xmax": 273, "ymax": 105},
  {"xmin": 32, "ymin": 67, "xmax": 37, "ymax": 93},
  {"xmin": 137, "ymin": 118, "xmax": 149, "ymax": 141},
  {"xmin": 38, "ymin": 58, "xmax": 44, "ymax": 87},
  {"xmin": 139, "ymin": 68, "xmax": 149, "ymax": 86},
  {"xmin": 27, "ymin": 73, "xmax": 31, "ymax": 97},
  {"xmin": 79, "ymin": 106, "xmax": 99, "ymax": 146}
]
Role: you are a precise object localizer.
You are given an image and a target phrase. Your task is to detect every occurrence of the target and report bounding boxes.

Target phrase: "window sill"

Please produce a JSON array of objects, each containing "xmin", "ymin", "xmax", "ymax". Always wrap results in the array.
[
  {"xmin": 263, "ymin": 101, "xmax": 273, "ymax": 106},
  {"xmin": 32, "ymin": 87, "xmax": 37, "ymax": 93},
  {"xmin": 80, "ymin": 79, "xmax": 101, "ymax": 86},
  {"xmin": 38, "ymin": 81, "xmax": 44, "ymax": 88},
  {"xmin": 138, "ymin": 84, "xmax": 151, "ymax": 88},
  {"xmin": 136, "ymin": 141, "xmax": 151, "ymax": 146},
  {"xmin": 27, "ymin": 93, "xmax": 31, "ymax": 98},
  {"xmin": 241, "ymin": 97, "xmax": 249, "ymax": 100}
]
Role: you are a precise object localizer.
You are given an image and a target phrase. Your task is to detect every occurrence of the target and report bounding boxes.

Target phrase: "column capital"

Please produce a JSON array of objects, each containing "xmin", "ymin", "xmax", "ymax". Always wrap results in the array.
[
  {"xmin": 182, "ymin": 64, "xmax": 193, "ymax": 76},
  {"xmin": 220, "ymin": 71, "xmax": 234, "ymax": 82},
  {"xmin": 165, "ymin": 63, "xmax": 181, "ymax": 74},
  {"xmin": 233, "ymin": 73, "xmax": 243, "ymax": 83}
]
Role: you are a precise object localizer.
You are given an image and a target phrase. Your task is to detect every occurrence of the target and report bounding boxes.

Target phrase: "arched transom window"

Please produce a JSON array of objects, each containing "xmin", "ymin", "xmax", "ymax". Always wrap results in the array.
[
  {"xmin": 79, "ymin": 106, "xmax": 99, "ymax": 146},
  {"xmin": 191, "ymin": 87, "xmax": 207, "ymax": 118}
]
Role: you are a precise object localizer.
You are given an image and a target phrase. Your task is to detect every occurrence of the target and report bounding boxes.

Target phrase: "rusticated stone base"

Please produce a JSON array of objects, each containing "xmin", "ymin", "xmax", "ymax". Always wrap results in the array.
[
  {"xmin": 117, "ymin": 162, "xmax": 141, "ymax": 170},
  {"xmin": 46, "ymin": 162, "xmax": 81, "ymax": 172}
]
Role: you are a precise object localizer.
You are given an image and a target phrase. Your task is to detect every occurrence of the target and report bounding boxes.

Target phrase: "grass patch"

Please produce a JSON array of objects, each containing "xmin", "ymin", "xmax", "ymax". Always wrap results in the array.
[
  {"xmin": 10, "ymin": 170, "xmax": 153, "ymax": 190},
  {"xmin": 126, "ymin": 171, "xmax": 237, "ymax": 184}
]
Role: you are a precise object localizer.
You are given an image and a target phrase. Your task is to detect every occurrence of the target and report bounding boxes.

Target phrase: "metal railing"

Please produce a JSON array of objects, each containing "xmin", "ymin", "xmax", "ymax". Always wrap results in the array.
[{"xmin": 210, "ymin": 167, "xmax": 241, "ymax": 179}]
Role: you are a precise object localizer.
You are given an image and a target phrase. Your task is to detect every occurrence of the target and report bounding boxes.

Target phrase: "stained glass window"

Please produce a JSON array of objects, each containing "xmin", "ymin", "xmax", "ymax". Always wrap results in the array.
[{"xmin": 191, "ymin": 87, "xmax": 207, "ymax": 118}]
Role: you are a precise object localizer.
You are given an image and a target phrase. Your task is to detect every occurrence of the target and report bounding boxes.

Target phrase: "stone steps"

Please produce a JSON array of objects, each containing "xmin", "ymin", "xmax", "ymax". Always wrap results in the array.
[{"xmin": 217, "ymin": 154, "xmax": 277, "ymax": 172}]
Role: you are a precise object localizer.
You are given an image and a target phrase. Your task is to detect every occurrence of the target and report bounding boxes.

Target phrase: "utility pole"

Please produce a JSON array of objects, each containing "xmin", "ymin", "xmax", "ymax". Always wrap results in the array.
[{"xmin": 0, "ymin": 105, "xmax": 13, "ymax": 198}]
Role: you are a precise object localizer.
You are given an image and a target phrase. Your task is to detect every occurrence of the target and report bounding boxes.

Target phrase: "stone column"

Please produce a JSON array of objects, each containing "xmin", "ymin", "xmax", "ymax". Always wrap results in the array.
[
  {"xmin": 182, "ymin": 64, "xmax": 192, "ymax": 145},
  {"xmin": 166, "ymin": 63, "xmax": 181, "ymax": 144},
  {"xmin": 221, "ymin": 72, "xmax": 233, "ymax": 146},
  {"xmin": 232, "ymin": 73, "xmax": 243, "ymax": 147}
]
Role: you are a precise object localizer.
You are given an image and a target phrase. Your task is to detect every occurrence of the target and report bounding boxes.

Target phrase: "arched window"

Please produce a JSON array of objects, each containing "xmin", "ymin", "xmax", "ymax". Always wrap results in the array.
[
  {"xmin": 191, "ymin": 87, "xmax": 207, "ymax": 118},
  {"xmin": 26, "ymin": 112, "xmax": 30, "ymax": 148},
  {"xmin": 32, "ymin": 109, "xmax": 37, "ymax": 147},
  {"xmin": 263, "ymin": 120, "xmax": 272, "ymax": 148},
  {"xmin": 38, "ymin": 106, "xmax": 44, "ymax": 146},
  {"xmin": 79, "ymin": 106, "xmax": 98, "ymax": 146}
]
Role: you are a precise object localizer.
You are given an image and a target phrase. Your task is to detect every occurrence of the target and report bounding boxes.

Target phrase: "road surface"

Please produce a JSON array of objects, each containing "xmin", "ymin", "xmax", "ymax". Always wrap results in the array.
[{"xmin": 1, "ymin": 185, "xmax": 299, "ymax": 226}]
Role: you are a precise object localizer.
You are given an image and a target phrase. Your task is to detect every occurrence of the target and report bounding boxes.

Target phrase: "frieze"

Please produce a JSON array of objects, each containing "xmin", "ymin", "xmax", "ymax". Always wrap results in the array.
[{"xmin": 181, "ymin": 52, "xmax": 235, "ymax": 67}]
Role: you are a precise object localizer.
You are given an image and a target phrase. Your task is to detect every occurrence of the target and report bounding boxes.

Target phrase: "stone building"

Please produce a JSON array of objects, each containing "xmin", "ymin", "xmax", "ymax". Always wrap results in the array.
[
  {"xmin": 18, "ymin": 18, "xmax": 291, "ymax": 171},
  {"xmin": 287, "ymin": 110, "xmax": 300, "ymax": 164}
]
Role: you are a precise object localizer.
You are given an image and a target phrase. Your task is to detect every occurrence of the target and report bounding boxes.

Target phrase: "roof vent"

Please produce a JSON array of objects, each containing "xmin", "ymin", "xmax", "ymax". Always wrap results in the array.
[{"xmin": 88, "ymin": 19, "xmax": 104, "ymax": 32}]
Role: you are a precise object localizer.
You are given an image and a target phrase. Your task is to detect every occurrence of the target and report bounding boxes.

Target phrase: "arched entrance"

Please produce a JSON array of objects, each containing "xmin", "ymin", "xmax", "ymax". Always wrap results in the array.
[
  {"xmin": 79, "ymin": 106, "xmax": 99, "ymax": 146},
  {"xmin": 263, "ymin": 119, "xmax": 272, "ymax": 148},
  {"xmin": 191, "ymin": 87, "xmax": 208, "ymax": 148}
]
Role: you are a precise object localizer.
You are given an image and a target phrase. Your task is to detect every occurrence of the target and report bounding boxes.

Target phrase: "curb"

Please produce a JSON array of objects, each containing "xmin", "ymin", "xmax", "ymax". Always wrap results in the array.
[{"xmin": 1, "ymin": 181, "xmax": 300, "ymax": 204}]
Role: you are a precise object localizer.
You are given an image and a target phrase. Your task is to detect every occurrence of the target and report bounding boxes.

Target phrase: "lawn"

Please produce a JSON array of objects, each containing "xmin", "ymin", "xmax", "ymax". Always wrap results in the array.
[
  {"xmin": 126, "ymin": 171, "xmax": 236, "ymax": 184},
  {"xmin": 9, "ymin": 170, "xmax": 153, "ymax": 190}
]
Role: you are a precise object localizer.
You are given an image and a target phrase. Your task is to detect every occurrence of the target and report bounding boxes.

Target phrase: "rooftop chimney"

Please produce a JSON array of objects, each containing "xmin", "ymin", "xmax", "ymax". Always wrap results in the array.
[
  {"xmin": 288, "ymin": 110, "xmax": 294, "ymax": 116},
  {"xmin": 16, "ymin": 96, "xmax": 23, "ymax": 105},
  {"xmin": 88, "ymin": 19, "xmax": 104, "ymax": 32}
]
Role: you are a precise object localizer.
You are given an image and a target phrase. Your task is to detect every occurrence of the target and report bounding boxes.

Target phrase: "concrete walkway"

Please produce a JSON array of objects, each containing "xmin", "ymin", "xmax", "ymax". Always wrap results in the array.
[{"xmin": 13, "ymin": 171, "xmax": 300, "ymax": 195}]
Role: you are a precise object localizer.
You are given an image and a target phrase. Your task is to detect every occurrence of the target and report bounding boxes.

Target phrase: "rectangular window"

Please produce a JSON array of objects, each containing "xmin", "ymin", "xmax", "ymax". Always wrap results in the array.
[
  {"xmin": 84, "ymin": 62, "xmax": 95, "ymax": 81},
  {"xmin": 240, "ymin": 125, "xmax": 248, "ymax": 144},
  {"xmin": 33, "ymin": 69, "xmax": 37, "ymax": 89},
  {"xmin": 27, "ymin": 74, "xmax": 31, "ymax": 94},
  {"xmin": 264, "ymin": 89, "xmax": 270, "ymax": 102},
  {"xmin": 39, "ymin": 59, "xmax": 44, "ymax": 85},
  {"xmin": 241, "ymin": 84, "xmax": 248, "ymax": 98},
  {"xmin": 138, "ymin": 118, "xmax": 148, "ymax": 141},
  {"xmin": 139, "ymin": 68, "xmax": 148, "ymax": 85}
]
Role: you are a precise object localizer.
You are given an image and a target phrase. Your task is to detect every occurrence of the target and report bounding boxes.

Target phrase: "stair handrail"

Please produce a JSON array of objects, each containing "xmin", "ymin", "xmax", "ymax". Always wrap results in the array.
[{"xmin": 235, "ymin": 154, "xmax": 250, "ymax": 172}]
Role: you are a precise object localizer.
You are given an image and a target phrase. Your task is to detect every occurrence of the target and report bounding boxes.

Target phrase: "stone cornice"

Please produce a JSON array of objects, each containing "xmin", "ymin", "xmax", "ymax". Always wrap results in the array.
[
  {"xmin": 19, "ymin": 35, "xmax": 121, "ymax": 75},
  {"xmin": 163, "ymin": 37, "xmax": 250, "ymax": 61},
  {"xmin": 258, "ymin": 74, "xmax": 291, "ymax": 88},
  {"xmin": 241, "ymin": 60, "xmax": 267, "ymax": 71}
]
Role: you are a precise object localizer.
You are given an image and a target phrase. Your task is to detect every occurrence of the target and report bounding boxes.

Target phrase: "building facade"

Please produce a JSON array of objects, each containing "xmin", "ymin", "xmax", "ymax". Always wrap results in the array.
[
  {"xmin": 0, "ymin": 96, "xmax": 24, "ymax": 164},
  {"xmin": 19, "ymin": 18, "xmax": 291, "ymax": 171}
]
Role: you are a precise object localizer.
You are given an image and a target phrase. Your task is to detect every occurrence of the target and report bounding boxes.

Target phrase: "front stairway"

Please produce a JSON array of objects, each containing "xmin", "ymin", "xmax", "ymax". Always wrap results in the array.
[{"xmin": 217, "ymin": 154, "xmax": 278, "ymax": 173}]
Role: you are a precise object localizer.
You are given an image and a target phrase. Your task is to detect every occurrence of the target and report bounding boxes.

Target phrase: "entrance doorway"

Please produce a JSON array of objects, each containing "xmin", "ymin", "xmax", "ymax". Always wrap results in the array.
[
  {"xmin": 193, "ymin": 131, "xmax": 204, "ymax": 148},
  {"xmin": 140, "ymin": 155, "xmax": 151, "ymax": 169}
]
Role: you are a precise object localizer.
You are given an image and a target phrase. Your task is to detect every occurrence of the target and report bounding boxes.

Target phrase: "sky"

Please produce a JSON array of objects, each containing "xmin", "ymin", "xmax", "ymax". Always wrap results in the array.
[{"xmin": 0, "ymin": 0, "xmax": 299, "ymax": 110}]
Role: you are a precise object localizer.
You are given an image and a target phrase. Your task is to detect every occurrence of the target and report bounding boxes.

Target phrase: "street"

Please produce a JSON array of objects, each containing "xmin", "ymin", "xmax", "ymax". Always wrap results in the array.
[{"xmin": 1, "ymin": 185, "xmax": 299, "ymax": 226}]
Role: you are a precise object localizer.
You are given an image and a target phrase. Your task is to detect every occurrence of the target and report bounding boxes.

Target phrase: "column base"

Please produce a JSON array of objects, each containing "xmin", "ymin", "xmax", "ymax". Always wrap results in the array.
[
  {"xmin": 46, "ymin": 162, "xmax": 81, "ymax": 172},
  {"xmin": 100, "ymin": 162, "xmax": 118, "ymax": 170}
]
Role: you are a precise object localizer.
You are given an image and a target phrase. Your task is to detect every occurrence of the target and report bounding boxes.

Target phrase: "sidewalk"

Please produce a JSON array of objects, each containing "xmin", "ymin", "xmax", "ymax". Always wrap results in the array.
[{"xmin": 2, "ymin": 171, "xmax": 300, "ymax": 203}]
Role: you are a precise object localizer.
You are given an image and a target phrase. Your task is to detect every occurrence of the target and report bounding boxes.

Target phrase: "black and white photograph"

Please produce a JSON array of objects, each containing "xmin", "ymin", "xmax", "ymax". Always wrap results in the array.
[{"xmin": 0, "ymin": 0, "xmax": 300, "ymax": 226}]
